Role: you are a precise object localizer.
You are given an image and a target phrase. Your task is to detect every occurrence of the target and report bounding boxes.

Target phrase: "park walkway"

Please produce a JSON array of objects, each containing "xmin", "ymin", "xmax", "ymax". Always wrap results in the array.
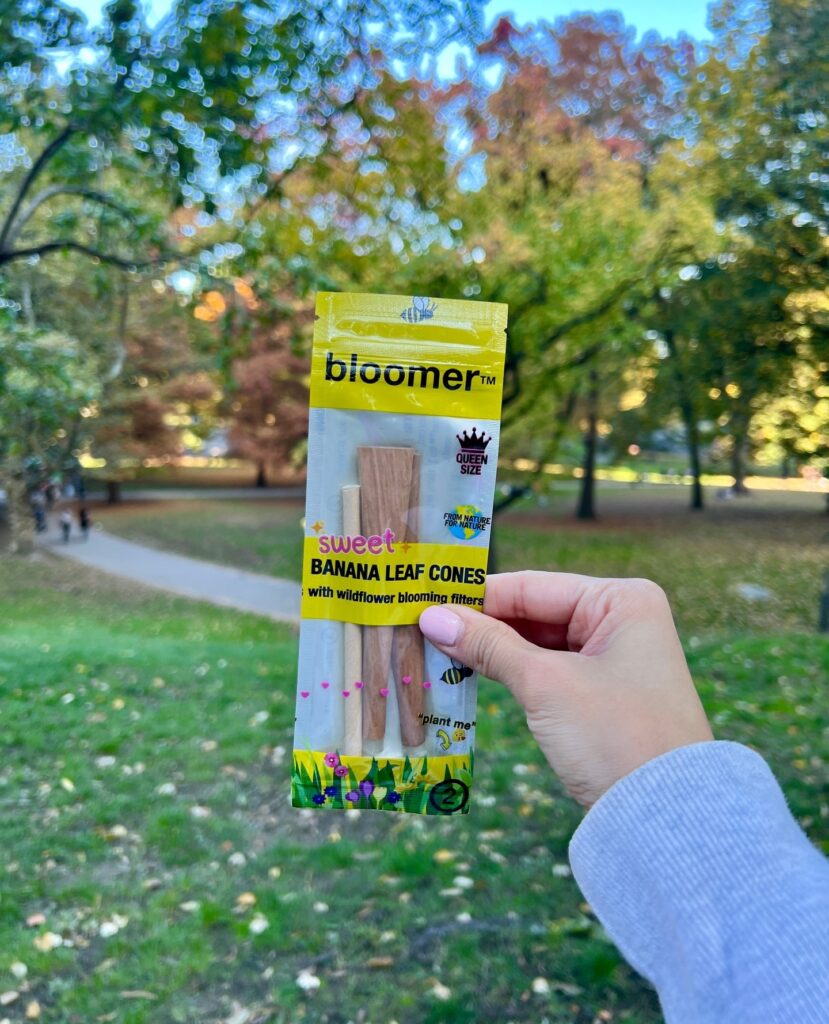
[{"xmin": 45, "ymin": 528, "xmax": 301, "ymax": 624}]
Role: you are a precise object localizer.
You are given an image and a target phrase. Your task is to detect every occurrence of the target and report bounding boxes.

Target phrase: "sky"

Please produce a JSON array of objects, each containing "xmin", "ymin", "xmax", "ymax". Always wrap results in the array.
[{"xmin": 69, "ymin": 0, "xmax": 713, "ymax": 42}]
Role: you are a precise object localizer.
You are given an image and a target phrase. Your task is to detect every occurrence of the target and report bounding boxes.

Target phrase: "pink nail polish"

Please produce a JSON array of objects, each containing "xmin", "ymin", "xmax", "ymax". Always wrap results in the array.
[{"xmin": 419, "ymin": 606, "xmax": 461, "ymax": 646}]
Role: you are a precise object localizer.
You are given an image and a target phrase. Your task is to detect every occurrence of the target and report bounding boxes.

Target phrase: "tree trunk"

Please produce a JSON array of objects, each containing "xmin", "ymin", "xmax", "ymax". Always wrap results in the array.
[
  {"xmin": 730, "ymin": 434, "xmax": 750, "ymax": 495},
  {"xmin": 686, "ymin": 416, "xmax": 704, "ymax": 511},
  {"xmin": 2, "ymin": 470, "xmax": 35, "ymax": 554},
  {"xmin": 255, "ymin": 462, "xmax": 268, "ymax": 488},
  {"xmin": 664, "ymin": 330, "xmax": 704, "ymax": 511},
  {"xmin": 576, "ymin": 369, "xmax": 598, "ymax": 520},
  {"xmin": 106, "ymin": 480, "xmax": 122, "ymax": 504}
]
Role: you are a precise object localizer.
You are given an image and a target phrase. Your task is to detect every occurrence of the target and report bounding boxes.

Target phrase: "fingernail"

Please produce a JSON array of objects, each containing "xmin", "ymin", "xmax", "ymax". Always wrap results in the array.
[{"xmin": 419, "ymin": 606, "xmax": 462, "ymax": 646}]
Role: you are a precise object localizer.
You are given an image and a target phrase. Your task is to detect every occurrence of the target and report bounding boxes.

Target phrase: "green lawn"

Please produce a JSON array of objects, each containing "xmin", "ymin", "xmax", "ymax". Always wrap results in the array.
[
  {"xmin": 100, "ymin": 484, "xmax": 826, "ymax": 636},
  {"xmin": 3, "ymin": 486, "xmax": 828, "ymax": 1022},
  {"xmin": 99, "ymin": 499, "xmax": 305, "ymax": 582}
]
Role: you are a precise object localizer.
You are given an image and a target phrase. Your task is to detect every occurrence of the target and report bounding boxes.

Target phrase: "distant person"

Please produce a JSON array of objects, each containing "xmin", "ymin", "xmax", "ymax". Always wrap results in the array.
[
  {"xmin": 78, "ymin": 506, "xmax": 91, "ymax": 540},
  {"xmin": 31, "ymin": 492, "xmax": 46, "ymax": 534},
  {"xmin": 59, "ymin": 508, "xmax": 72, "ymax": 543},
  {"xmin": 419, "ymin": 572, "xmax": 829, "ymax": 1024}
]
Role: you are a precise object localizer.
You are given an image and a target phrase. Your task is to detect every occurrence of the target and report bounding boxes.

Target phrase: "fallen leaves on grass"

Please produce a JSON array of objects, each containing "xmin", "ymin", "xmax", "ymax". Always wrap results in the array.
[
  {"xmin": 429, "ymin": 981, "xmax": 452, "ymax": 1001},
  {"xmin": 99, "ymin": 914, "xmax": 129, "ymax": 938},
  {"xmin": 432, "ymin": 849, "xmax": 455, "ymax": 864},
  {"xmin": 33, "ymin": 932, "xmax": 62, "ymax": 952},
  {"xmin": 295, "ymin": 969, "xmax": 320, "ymax": 993},
  {"xmin": 366, "ymin": 956, "xmax": 394, "ymax": 969},
  {"xmin": 223, "ymin": 1005, "xmax": 253, "ymax": 1024},
  {"xmin": 248, "ymin": 914, "xmax": 269, "ymax": 935}
]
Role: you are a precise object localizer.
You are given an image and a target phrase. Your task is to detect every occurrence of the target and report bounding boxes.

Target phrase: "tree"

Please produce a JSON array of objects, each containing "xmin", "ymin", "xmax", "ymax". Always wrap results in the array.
[
  {"xmin": 1, "ymin": 0, "xmax": 487, "ymax": 508},
  {"xmin": 434, "ymin": 15, "xmax": 707, "ymax": 518},
  {"xmin": 638, "ymin": 0, "xmax": 828, "ymax": 502},
  {"xmin": 83, "ymin": 279, "xmax": 221, "ymax": 500},
  {"xmin": 0, "ymin": 0, "xmax": 487, "ymax": 273},
  {"xmin": 0, "ymin": 321, "xmax": 97, "ymax": 551},
  {"xmin": 223, "ymin": 282, "xmax": 313, "ymax": 486}
]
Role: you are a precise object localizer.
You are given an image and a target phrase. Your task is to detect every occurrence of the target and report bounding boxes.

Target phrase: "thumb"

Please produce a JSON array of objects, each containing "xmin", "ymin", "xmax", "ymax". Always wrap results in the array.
[{"xmin": 419, "ymin": 604, "xmax": 539, "ymax": 701}]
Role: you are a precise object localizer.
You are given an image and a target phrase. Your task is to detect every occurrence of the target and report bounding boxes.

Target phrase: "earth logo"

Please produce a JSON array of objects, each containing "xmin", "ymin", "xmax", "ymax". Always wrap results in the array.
[{"xmin": 445, "ymin": 504, "xmax": 487, "ymax": 541}]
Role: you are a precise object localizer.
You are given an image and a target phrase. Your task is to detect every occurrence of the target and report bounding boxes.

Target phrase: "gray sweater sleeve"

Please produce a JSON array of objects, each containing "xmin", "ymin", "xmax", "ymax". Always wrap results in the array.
[{"xmin": 568, "ymin": 741, "xmax": 829, "ymax": 1024}]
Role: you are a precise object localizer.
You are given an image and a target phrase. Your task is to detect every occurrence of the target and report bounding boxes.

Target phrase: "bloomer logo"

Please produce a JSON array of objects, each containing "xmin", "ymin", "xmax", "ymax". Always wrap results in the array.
[
  {"xmin": 324, "ymin": 352, "xmax": 497, "ymax": 393},
  {"xmin": 456, "ymin": 428, "xmax": 490, "ymax": 476}
]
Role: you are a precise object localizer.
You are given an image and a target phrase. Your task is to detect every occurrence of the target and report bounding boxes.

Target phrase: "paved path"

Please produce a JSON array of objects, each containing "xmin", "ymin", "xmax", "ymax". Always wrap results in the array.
[{"xmin": 45, "ymin": 529, "xmax": 301, "ymax": 624}]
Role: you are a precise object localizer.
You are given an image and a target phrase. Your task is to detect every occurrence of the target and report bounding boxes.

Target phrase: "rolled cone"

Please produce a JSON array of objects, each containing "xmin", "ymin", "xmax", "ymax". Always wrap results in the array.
[
  {"xmin": 393, "ymin": 625, "xmax": 426, "ymax": 747},
  {"xmin": 358, "ymin": 446, "xmax": 417, "ymax": 744},
  {"xmin": 392, "ymin": 451, "xmax": 425, "ymax": 747},
  {"xmin": 342, "ymin": 484, "xmax": 362, "ymax": 755}
]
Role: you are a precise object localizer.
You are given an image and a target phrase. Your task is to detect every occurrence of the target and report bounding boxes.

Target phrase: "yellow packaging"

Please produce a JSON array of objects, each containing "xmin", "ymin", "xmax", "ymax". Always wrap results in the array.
[{"xmin": 292, "ymin": 292, "xmax": 508, "ymax": 814}]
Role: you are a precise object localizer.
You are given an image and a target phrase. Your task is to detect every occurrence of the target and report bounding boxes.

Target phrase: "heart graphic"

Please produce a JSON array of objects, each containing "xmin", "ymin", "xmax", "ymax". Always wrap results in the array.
[
  {"xmin": 359, "ymin": 780, "xmax": 375, "ymax": 798},
  {"xmin": 321, "ymin": 681, "xmax": 330, "ymax": 689},
  {"xmin": 422, "ymin": 681, "xmax": 432, "ymax": 689},
  {"xmin": 342, "ymin": 690, "xmax": 350, "ymax": 698},
  {"xmin": 354, "ymin": 681, "xmax": 364, "ymax": 689},
  {"xmin": 300, "ymin": 691, "xmax": 310, "ymax": 699},
  {"xmin": 379, "ymin": 687, "xmax": 389, "ymax": 697},
  {"xmin": 402, "ymin": 675, "xmax": 412, "ymax": 685}
]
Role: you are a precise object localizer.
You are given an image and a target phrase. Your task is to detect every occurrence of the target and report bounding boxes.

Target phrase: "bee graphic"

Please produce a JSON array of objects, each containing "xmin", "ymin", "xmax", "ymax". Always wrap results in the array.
[
  {"xmin": 401, "ymin": 296, "xmax": 437, "ymax": 323},
  {"xmin": 440, "ymin": 659, "xmax": 473, "ymax": 686},
  {"xmin": 452, "ymin": 727, "xmax": 467, "ymax": 742}
]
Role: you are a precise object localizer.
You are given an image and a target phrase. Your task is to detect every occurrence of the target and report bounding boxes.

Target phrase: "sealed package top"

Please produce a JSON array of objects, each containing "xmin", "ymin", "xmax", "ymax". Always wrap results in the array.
[{"xmin": 292, "ymin": 292, "xmax": 508, "ymax": 815}]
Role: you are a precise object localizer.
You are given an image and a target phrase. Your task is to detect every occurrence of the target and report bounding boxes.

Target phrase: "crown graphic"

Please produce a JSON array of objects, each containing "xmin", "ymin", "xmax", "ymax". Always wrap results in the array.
[{"xmin": 456, "ymin": 428, "xmax": 491, "ymax": 451}]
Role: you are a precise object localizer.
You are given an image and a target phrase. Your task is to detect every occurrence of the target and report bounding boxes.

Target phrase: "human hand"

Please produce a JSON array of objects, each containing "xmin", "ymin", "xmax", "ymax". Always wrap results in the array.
[{"xmin": 419, "ymin": 571, "xmax": 713, "ymax": 808}]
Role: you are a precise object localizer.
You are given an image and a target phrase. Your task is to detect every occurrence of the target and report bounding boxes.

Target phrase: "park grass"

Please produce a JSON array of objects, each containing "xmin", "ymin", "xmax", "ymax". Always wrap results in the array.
[
  {"xmin": 98, "ymin": 499, "xmax": 305, "ymax": 582},
  {"xmin": 99, "ymin": 484, "xmax": 827, "ymax": 637},
  {"xmin": 3, "ymin": 486, "xmax": 828, "ymax": 1023}
]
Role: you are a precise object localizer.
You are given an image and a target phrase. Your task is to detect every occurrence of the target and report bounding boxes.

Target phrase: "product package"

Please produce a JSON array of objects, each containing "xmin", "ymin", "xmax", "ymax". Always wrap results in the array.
[{"xmin": 291, "ymin": 292, "xmax": 508, "ymax": 815}]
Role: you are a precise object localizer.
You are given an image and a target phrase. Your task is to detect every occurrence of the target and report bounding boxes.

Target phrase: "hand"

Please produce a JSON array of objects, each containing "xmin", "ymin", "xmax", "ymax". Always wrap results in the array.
[{"xmin": 419, "ymin": 571, "xmax": 713, "ymax": 808}]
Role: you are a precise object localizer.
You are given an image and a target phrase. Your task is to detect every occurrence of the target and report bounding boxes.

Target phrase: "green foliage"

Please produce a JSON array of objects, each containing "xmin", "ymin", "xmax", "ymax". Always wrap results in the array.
[{"xmin": 0, "ymin": 316, "xmax": 97, "ymax": 467}]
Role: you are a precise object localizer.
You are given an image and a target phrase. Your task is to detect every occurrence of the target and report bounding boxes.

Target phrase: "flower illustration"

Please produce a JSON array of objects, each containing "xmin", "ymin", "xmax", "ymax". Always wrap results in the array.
[
  {"xmin": 333, "ymin": 764, "xmax": 348, "ymax": 778},
  {"xmin": 385, "ymin": 790, "xmax": 402, "ymax": 805},
  {"xmin": 312, "ymin": 793, "xmax": 326, "ymax": 805},
  {"xmin": 345, "ymin": 791, "xmax": 360, "ymax": 803},
  {"xmin": 324, "ymin": 785, "xmax": 337, "ymax": 797},
  {"xmin": 323, "ymin": 752, "xmax": 340, "ymax": 768}
]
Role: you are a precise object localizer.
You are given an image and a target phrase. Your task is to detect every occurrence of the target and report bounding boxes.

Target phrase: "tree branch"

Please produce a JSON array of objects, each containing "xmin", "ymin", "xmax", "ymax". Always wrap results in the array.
[
  {"xmin": 0, "ymin": 125, "xmax": 76, "ymax": 252},
  {"xmin": 0, "ymin": 240, "xmax": 159, "ymax": 270},
  {"xmin": 6, "ymin": 186, "xmax": 137, "ymax": 246}
]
